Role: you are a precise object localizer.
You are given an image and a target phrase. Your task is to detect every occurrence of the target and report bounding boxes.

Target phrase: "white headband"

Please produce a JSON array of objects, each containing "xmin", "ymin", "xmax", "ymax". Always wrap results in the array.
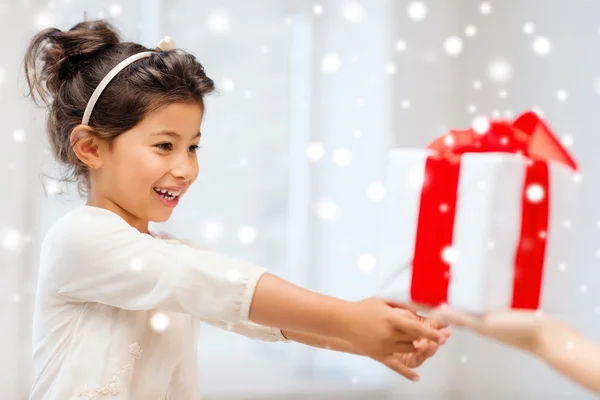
[{"xmin": 81, "ymin": 36, "xmax": 176, "ymax": 126}]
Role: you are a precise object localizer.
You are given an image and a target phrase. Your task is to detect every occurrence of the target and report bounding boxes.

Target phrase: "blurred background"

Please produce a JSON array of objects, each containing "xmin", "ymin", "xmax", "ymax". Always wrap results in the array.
[{"xmin": 1, "ymin": 0, "xmax": 600, "ymax": 399}]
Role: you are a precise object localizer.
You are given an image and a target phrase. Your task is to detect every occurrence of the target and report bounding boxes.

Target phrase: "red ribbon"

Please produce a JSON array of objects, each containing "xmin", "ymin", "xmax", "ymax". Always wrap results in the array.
[{"xmin": 410, "ymin": 111, "xmax": 577, "ymax": 309}]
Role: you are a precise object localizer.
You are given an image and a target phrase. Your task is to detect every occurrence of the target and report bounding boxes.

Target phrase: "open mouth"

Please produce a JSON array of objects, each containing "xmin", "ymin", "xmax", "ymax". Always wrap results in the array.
[{"xmin": 153, "ymin": 187, "xmax": 181, "ymax": 201}]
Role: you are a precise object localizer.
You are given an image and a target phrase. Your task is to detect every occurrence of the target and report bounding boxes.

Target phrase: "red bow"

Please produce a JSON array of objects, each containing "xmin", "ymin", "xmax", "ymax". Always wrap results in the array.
[{"xmin": 426, "ymin": 111, "xmax": 578, "ymax": 170}]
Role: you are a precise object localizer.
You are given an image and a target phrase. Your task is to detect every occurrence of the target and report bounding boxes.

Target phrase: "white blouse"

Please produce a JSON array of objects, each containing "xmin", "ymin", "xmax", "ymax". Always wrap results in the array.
[{"xmin": 30, "ymin": 206, "xmax": 288, "ymax": 400}]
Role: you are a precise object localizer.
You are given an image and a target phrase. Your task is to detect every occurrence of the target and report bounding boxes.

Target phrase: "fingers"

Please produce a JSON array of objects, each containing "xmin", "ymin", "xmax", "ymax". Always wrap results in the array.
[
  {"xmin": 429, "ymin": 307, "xmax": 481, "ymax": 331},
  {"xmin": 385, "ymin": 300, "xmax": 432, "ymax": 315},
  {"xmin": 391, "ymin": 341, "xmax": 416, "ymax": 353},
  {"xmin": 392, "ymin": 316, "xmax": 444, "ymax": 343},
  {"xmin": 415, "ymin": 340, "xmax": 439, "ymax": 360},
  {"xmin": 382, "ymin": 356, "xmax": 420, "ymax": 382}
]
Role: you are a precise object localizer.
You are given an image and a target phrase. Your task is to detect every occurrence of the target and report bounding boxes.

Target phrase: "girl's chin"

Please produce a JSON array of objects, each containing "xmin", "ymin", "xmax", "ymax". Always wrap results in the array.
[{"xmin": 149, "ymin": 209, "xmax": 174, "ymax": 223}]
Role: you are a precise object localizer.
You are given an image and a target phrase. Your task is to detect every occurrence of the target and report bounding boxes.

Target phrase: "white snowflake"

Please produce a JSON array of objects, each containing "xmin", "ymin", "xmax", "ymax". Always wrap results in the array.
[
  {"xmin": 226, "ymin": 269, "xmax": 241, "ymax": 282},
  {"xmin": 401, "ymin": 99, "xmax": 411, "ymax": 109},
  {"xmin": 444, "ymin": 134, "xmax": 455, "ymax": 146},
  {"xmin": 1, "ymin": 228, "xmax": 23, "ymax": 252},
  {"xmin": 33, "ymin": 11, "xmax": 54, "ymax": 30},
  {"xmin": 202, "ymin": 220, "xmax": 224, "ymax": 242},
  {"xmin": 395, "ymin": 40, "xmax": 408, "ymax": 52},
  {"xmin": 222, "ymin": 79, "xmax": 235, "ymax": 92},
  {"xmin": 487, "ymin": 240, "xmax": 495, "ymax": 249},
  {"xmin": 532, "ymin": 105, "xmax": 545, "ymax": 118},
  {"xmin": 499, "ymin": 90, "xmax": 508, "ymax": 99},
  {"xmin": 439, "ymin": 203, "xmax": 449, "ymax": 213},
  {"xmin": 385, "ymin": 63, "xmax": 397, "ymax": 74},
  {"xmin": 109, "ymin": 3, "xmax": 122, "ymax": 16},
  {"xmin": 563, "ymin": 219, "xmax": 572, "ymax": 229},
  {"xmin": 353, "ymin": 130, "xmax": 362, "ymax": 138},
  {"xmin": 479, "ymin": 2, "xmax": 491, "ymax": 14},
  {"xmin": 207, "ymin": 11, "xmax": 230, "ymax": 33},
  {"xmin": 322, "ymin": 53, "xmax": 341, "ymax": 73},
  {"xmin": 532, "ymin": 36, "xmax": 552, "ymax": 56},
  {"xmin": 487, "ymin": 59, "xmax": 513, "ymax": 84},
  {"xmin": 357, "ymin": 254, "xmax": 376, "ymax": 272},
  {"xmin": 556, "ymin": 89, "xmax": 568, "ymax": 102},
  {"xmin": 307, "ymin": 142, "xmax": 325, "ymax": 161},
  {"xmin": 442, "ymin": 246, "xmax": 460, "ymax": 264},
  {"xmin": 444, "ymin": 36, "xmax": 464, "ymax": 56},
  {"xmin": 473, "ymin": 80, "xmax": 482, "ymax": 89},
  {"xmin": 150, "ymin": 312, "xmax": 169, "ymax": 332},
  {"xmin": 467, "ymin": 104, "xmax": 477, "ymax": 113},
  {"xmin": 332, "ymin": 148, "xmax": 352, "ymax": 166},
  {"xmin": 460, "ymin": 355, "xmax": 468, "ymax": 363},
  {"xmin": 130, "ymin": 257, "xmax": 144, "ymax": 272},
  {"xmin": 342, "ymin": 2, "xmax": 364, "ymax": 23},
  {"xmin": 561, "ymin": 135, "xmax": 574, "ymax": 148},
  {"xmin": 366, "ymin": 182, "xmax": 386, "ymax": 202},
  {"xmin": 557, "ymin": 263, "xmax": 567, "ymax": 272},
  {"xmin": 566, "ymin": 341, "xmax": 576, "ymax": 351},
  {"xmin": 316, "ymin": 198, "xmax": 342, "ymax": 221},
  {"xmin": 237, "ymin": 226, "xmax": 257, "ymax": 244},
  {"xmin": 44, "ymin": 179, "xmax": 62, "ymax": 196},
  {"xmin": 465, "ymin": 25, "xmax": 477, "ymax": 37},
  {"xmin": 472, "ymin": 116, "xmax": 490, "ymax": 134},
  {"xmin": 580, "ymin": 285, "xmax": 588, "ymax": 294},
  {"xmin": 12, "ymin": 129, "xmax": 25, "ymax": 142},
  {"xmin": 523, "ymin": 22, "xmax": 535, "ymax": 35},
  {"xmin": 0, "ymin": 66, "xmax": 6, "ymax": 85},
  {"xmin": 356, "ymin": 96, "xmax": 366, "ymax": 106},
  {"xmin": 407, "ymin": 1, "xmax": 427, "ymax": 21},
  {"xmin": 259, "ymin": 45, "xmax": 269, "ymax": 54},
  {"xmin": 525, "ymin": 184, "xmax": 545, "ymax": 203},
  {"xmin": 313, "ymin": 4, "xmax": 324, "ymax": 15}
]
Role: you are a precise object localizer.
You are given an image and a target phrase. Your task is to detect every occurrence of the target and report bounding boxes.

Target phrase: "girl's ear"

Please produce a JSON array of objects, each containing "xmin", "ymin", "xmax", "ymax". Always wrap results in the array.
[{"xmin": 70, "ymin": 124, "xmax": 106, "ymax": 169}]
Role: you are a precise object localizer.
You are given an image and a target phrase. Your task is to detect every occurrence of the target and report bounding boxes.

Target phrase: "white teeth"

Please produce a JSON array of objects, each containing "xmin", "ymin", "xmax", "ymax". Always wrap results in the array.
[{"xmin": 154, "ymin": 188, "xmax": 181, "ymax": 199}]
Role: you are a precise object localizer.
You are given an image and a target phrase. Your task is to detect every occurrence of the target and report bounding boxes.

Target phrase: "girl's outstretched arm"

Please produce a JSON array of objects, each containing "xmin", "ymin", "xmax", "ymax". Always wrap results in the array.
[{"xmin": 48, "ymin": 208, "xmax": 444, "ymax": 364}]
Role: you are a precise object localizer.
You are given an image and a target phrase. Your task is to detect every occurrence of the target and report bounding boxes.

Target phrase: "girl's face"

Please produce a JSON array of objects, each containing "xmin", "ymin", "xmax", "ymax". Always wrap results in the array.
[{"xmin": 88, "ymin": 102, "xmax": 203, "ymax": 232}]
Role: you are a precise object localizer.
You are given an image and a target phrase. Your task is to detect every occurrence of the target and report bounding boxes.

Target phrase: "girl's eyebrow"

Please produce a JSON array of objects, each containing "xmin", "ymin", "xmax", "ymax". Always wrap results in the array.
[{"xmin": 150, "ymin": 130, "xmax": 201, "ymax": 139}]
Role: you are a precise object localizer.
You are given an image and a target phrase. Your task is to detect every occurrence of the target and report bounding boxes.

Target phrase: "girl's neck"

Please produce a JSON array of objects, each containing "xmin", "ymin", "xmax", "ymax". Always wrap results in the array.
[{"xmin": 86, "ymin": 192, "xmax": 149, "ymax": 234}]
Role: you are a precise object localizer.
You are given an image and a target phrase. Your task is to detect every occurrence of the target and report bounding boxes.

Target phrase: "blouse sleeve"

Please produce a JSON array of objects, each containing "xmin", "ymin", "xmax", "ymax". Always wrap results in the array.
[
  {"xmin": 204, "ymin": 320, "xmax": 290, "ymax": 342},
  {"xmin": 151, "ymin": 231, "xmax": 289, "ymax": 342},
  {"xmin": 43, "ymin": 209, "xmax": 268, "ymax": 325}
]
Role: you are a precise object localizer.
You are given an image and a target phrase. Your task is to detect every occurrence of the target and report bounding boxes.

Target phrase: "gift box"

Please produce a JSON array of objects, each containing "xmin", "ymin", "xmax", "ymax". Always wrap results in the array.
[{"xmin": 378, "ymin": 111, "xmax": 580, "ymax": 314}]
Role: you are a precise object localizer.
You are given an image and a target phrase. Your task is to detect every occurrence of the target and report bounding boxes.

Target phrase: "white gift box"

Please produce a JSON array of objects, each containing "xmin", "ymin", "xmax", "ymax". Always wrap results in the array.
[{"xmin": 378, "ymin": 148, "xmax": 579, "ymax": 314}]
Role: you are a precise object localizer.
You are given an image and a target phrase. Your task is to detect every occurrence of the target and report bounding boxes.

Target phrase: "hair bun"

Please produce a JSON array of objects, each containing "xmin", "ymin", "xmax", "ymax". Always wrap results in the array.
[{"xmin": 25, "ymin": 20, "xmax": 121, "ymax": 103}]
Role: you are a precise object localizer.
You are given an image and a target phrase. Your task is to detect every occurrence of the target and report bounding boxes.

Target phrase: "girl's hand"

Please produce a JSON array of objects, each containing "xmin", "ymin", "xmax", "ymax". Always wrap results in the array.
[
  {"xmin": 339, "ymin": 298, "xmax": 446, "ymax": 359},
  {"xmin": 372, "ymin": 317, "xmax": 451, "ymax": 381}
]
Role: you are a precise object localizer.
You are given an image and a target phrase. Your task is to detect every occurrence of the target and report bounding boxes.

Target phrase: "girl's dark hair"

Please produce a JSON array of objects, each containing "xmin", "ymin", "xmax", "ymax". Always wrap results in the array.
[{"xmin": 24, "ymin": 20, "xmax": 215, "ymax": 192}]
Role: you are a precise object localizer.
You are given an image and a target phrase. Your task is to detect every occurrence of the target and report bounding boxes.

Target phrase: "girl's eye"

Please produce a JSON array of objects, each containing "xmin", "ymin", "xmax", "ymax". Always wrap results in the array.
[
  {"xmin": 189, "ymin": 145, "xmax": 202, "ymax": 153},
  {"xmin": 155, "ymin": 143, "xmax": 173, "ymax": 151}
]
